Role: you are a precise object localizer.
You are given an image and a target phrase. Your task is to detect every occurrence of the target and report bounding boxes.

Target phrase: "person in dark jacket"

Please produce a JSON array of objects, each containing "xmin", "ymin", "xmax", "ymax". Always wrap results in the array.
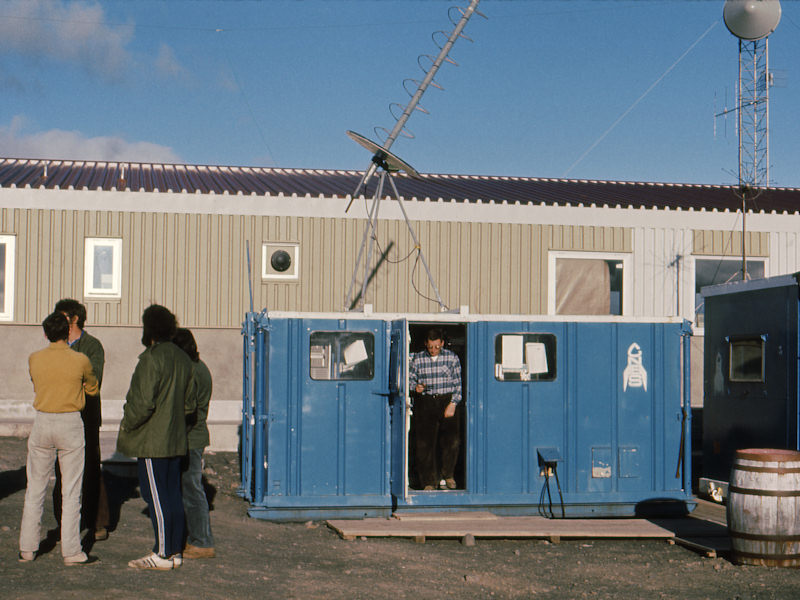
[
  {"xmin": 117, "ymin": 305, "xmax": 196, "ymax": 570},
  {"xmin": 52, "ymin": 298, "xmax": 111, "ymax": 542},
  {"xmin": 173, "ymin": 328, "xmax": 215, "ymax": 559}
]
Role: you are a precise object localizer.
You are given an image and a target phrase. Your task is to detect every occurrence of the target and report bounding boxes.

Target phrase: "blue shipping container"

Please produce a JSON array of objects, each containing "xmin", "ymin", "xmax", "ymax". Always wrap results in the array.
[{"xmin": 240, "ymin": 312, "xmax": 693, "ymax": 521}]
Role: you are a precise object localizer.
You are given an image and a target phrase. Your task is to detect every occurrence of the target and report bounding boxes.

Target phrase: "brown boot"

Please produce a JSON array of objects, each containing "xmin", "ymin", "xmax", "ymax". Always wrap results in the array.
[{"xmin": 183, "ymin": 544, "xmax": 215, "ymax": 559}]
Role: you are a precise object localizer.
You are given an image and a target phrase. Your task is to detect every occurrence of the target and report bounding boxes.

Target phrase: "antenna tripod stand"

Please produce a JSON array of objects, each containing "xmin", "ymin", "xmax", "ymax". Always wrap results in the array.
[{"xmin": 343, "ymin": 165, "xmax": 447, "ymax": 312}]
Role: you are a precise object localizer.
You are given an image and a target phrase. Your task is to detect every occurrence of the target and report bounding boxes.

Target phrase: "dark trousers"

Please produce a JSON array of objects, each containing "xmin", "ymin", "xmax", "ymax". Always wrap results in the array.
[
  {"xmin": 138, "ymin": 457, "xmax": 184, "ymax": 558},
  {"xmin": 53, "ymin": 403, "xmax": 110, "ymax": 532},
  {"xmin": 412, "ymin": 394, "xmax": 461, "ymax": 488}
]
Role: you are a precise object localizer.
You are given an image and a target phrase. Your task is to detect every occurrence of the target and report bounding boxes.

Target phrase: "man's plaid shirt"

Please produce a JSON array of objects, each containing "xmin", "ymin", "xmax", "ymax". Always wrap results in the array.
[{"xmin": 409, "ymin": 348, "xmax": 462, "ymax": 404}]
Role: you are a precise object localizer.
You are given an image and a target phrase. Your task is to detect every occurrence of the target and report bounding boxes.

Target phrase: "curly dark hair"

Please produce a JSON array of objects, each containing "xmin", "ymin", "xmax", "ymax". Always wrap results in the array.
[
  {"xmin": 141, "ymin": 304, "xmax": 178, "ymax": 347},
  {"xmin": 42, "ymin": 311, "xmax": 70, "ymax": 342},
  {"xmin": 173, "ymin": 327, "xmax": 199, "ymax": 362},
  {"xmin": 54, "ymin": 298, "xmax": 87, "ymax": 329}
]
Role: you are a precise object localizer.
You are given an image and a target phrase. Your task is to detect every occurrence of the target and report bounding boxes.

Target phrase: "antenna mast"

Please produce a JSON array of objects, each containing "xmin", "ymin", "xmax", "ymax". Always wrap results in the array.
[
  {"xmin": 344, "ymin": 0, "xmax": 484, "ymax": 311},
  {"xmin": 722, "ymin": 0, "xmax": 781, "ymax": 280}
]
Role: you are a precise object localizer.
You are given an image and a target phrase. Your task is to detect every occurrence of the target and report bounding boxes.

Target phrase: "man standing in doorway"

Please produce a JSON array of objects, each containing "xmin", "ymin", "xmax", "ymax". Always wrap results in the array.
[
  {"xmin": 52, "ymin": 298, "xmax": 110, "ymax": 542},
  {"xmin": 409, "ymin": 328, "xmax": 463, "ymax": 491}
]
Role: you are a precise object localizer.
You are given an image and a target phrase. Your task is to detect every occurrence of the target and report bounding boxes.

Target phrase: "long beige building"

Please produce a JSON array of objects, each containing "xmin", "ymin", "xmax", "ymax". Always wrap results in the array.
[{"xmin": 1, "ymin": 158, "xmax": 799, "ymax": 449}]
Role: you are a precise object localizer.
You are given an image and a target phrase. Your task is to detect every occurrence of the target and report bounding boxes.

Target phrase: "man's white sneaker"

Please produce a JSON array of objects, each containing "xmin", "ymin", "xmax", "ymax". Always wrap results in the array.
[{"xmin": 127, "ymin": 552, "xmax": 175, "ymax": 570}]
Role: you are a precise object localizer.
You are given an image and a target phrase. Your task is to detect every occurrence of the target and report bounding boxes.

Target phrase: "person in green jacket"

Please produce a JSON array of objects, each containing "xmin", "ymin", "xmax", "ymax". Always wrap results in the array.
[
  {"xmin": 173, "ymin": 328, "xmax": 215, "ymax": 559},
  {"xmin": 52, "ymin": 298, "xmax": 111, "ymax": 542},
  {"xmin": 117, "ymin": 305, "xmax": 196, "ymax": 571}
]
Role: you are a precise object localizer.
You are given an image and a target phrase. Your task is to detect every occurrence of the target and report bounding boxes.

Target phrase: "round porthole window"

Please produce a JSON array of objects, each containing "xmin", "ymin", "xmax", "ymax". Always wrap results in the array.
[{"xmin": 270, "ymin": 249, "xmax": 292, "ymax": 272}]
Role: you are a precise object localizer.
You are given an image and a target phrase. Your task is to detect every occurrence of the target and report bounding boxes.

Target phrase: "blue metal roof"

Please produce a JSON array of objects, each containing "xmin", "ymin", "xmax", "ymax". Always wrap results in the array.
[{"xmin": 2, "ymin": 157, "xmax": 800, "ymax": 213}]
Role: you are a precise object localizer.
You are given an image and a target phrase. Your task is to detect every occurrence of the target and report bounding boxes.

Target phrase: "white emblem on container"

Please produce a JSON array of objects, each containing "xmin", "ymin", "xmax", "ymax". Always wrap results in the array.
[{"xmin": 623, "ymin": 343, "xmax": 647, "ymax": 391}]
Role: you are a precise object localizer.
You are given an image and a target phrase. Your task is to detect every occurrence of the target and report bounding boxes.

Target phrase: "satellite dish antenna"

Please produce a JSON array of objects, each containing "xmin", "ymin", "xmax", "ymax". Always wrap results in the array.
[
  {"xmin": 723, "ymin": 0, "xmax": 781, "ymax": 40},
  {"xmin": 346, "ymin": 130, "xmax": 420, "ymax": 179}
]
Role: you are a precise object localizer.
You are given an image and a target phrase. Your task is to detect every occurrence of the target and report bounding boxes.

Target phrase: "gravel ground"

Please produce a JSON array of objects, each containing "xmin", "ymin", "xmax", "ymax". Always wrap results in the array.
[{"xmin": 2, "ymin": 435, "xmax": 800, "ymax": 599}]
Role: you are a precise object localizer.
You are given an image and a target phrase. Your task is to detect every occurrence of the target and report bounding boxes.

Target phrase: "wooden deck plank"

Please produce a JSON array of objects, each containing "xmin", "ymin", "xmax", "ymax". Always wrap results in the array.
[{"xmin": 327, "ymin": 516, "xmax": 676, "ymax": 540}]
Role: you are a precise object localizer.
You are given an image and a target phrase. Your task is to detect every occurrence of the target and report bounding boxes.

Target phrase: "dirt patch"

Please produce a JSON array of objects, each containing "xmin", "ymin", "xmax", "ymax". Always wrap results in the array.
[{"xmin": 2, "ymin": 436, "xmax": 799, "ymax": 599}]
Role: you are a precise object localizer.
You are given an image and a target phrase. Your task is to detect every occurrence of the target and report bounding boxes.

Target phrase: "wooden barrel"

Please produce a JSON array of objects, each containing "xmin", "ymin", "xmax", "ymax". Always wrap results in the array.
[{"xmin": 728, "ymin": 448, "xmax": 800, "ymax": 567}]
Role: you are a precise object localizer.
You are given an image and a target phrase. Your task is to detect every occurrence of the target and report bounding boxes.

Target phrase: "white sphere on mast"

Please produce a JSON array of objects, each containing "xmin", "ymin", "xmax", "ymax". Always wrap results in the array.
[{"xmin": 723, "ymin": 0, "xmax": 781, "ymax": 40}]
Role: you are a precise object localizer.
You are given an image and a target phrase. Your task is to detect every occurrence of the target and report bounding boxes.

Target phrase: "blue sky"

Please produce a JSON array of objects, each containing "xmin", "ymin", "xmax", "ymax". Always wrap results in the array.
[{"xmin": 1, "ymin": 0, "xmax": 799, "ymax": 187}]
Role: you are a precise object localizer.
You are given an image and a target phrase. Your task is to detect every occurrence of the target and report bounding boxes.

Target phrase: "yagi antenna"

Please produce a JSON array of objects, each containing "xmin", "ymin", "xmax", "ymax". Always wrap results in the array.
[
  {"xmin": 343, "ymin": 0, "xmax": 484, "ymax": 312},
  {"xmin": 345, "ymin": 0, "xmax": 484, "ymax": 211}
]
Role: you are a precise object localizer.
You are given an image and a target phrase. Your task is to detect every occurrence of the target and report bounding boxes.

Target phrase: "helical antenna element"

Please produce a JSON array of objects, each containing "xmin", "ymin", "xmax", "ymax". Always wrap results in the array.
[{"xmin": 347, "ymin": 0, "xmax": 485, "ymax": 205}]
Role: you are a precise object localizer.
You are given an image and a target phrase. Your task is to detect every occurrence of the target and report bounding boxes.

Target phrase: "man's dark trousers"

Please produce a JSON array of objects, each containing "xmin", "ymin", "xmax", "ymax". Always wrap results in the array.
[{"xmin": 412, "ymin": 393, "xmax": 460, "ymax": 489}]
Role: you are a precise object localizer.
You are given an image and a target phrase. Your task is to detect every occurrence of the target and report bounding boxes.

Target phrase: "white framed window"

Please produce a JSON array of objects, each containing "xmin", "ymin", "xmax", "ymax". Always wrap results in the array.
[
  {"xmin": 84, "ymin": 238, "xmax": 122, "ymax": 298},
  {"xmin": 548, "ymin": 251, "xmax": 632, "ymax": 316},
  {"xmin": 0, "ymin": 235, "xmax": 15, "ymax": 321},
  {"xmin": 262, "ymin": 242, "xmax": 300, "ymax": 280},
  {"xmin": 693, "ymin": 256, "xmax": 766, "ymax": 329}
]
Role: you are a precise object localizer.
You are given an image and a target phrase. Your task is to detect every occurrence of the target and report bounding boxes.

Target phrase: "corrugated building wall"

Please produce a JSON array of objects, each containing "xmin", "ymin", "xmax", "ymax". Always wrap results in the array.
[{"xmin": 2, "ymin": 204, "xmax": 634, "ymax": 323}]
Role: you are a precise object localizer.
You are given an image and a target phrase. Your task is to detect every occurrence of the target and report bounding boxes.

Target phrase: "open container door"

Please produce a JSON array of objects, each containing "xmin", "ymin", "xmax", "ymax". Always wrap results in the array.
[{"xmin": 389, "ymin": 319, "xmax": 409, "ymax": 505}]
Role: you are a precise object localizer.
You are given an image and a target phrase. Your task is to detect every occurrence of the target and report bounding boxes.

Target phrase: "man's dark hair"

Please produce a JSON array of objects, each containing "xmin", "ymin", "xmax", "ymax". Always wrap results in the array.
[
  {"xmin": 427, "ymin": 328, "xmax": 445, "ymax": 343},
  {"xmin": 54, "ymin": 298, "xmax": 87, "ymax": 329},
  {"xmin": 173, "ymin": 327, "xmax": 199, "ymax": 362},
  {"xmin": 141, "ymin": 304, "xmax": 178, "ymax": 347},
  {"xmin": 42, "ymin": 311, "xmax": 70, "ymax": 342}
]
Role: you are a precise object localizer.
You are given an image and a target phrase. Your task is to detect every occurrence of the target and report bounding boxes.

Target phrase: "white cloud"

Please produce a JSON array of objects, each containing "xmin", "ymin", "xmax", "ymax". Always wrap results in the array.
[
  {"xmin": 155, "ymin": 43, "xmax": 188, "ymax": 80},
  {"xmin": 0, "ymin": 116, "xmax": 182, "ymax": 163},
  {"xmin": 0, "ymin": 0, "xmax": 134, "ymax": 80}
]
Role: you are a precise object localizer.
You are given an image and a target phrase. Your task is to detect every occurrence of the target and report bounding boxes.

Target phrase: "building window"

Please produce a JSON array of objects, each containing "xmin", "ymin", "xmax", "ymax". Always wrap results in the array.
[
  {"xmin": 262, "ymin": 242, "xmax": 299, "ymax": 280},
  {"xmin": 729, "ymin": 336, "xmax": 765, "ymax": 382},
  {"xmin": 494, "ymin": 333, "xmax": 557, "ymax": 381},
  {"xmin": 0, "ymin": 235, "xmax": 15, "ymax": 321},
  {"xmin": 309, "ymin": 331, "xmax": 374, "ymax": 381},
  {"xmin": 549, "ymin": 252, "xmax": 630, "ymax": 315},
  {"xmin": 84, "ymin": 238, "xmax": 122, "ymax": 298},
  {"xmin": 694, "ymin": 258, "xmax": 765, "ymax": 327}
]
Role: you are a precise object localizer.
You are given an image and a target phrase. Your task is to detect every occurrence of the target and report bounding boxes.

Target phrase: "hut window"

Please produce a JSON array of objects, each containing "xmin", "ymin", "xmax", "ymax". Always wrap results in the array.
[
  {"xmin": 84, "ymin": 238, "xmax": 122, "ymax": 298},
  {"xmin": 549, "ymin": 253, "xmax": 627, "ymax": 316},
  {"xmin": 494, "ymin": 333, "xmax": 556, "ymax": 381},
  {"xmin": 729, "ymin": 337, "xmax": 765, "ymax": 382},
  {"xmin": 309, "ymin": 331, "xmax": 374, "ymax": 381},
  {"xmin": 0, "ymin": 235, "xmax": 15, "ymax": 321},
  {"xmin": 694, "ymin": 258, "xmax": 765, "ymax": 327}
]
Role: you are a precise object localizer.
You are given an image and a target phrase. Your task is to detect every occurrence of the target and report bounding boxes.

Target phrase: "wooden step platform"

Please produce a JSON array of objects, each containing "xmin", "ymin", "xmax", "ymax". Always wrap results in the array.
[
  {"xmin": 328, "ymin": 512, "xmax": 676, "ymax": 544},
  {"xmin": 328, "ymin": 500, "xmax": 731, "ymax": 557}
]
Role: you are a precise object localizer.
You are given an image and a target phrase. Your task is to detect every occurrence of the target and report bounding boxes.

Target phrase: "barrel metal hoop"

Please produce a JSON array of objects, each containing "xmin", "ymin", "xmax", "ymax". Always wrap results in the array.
[
  {"xmin": 733, "ymin": 464, "xmax": 800, "ymax": 474},
  {"xmin": 728, "ymin": 485, "xmax": 800, "ymax": 497},
  {"xmin": 729, "ymin": 529, "xmax": 800, "ymax": 542},
  {"xmin": 731, "ymin": 549, "xmax": 800, "ymax": 561},
  {"xmin": 736, "ymin": 449, "xmax": 800, "ymax": 462}
]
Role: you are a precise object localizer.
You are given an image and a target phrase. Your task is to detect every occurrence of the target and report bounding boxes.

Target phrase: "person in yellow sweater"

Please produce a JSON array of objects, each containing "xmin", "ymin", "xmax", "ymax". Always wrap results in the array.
[{"xmin": 19, "ymin": 311, "xmax": 99, "ymax": 566}]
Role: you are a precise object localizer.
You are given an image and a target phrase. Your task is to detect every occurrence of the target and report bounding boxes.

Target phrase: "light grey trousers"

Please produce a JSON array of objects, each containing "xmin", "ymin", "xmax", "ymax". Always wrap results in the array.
[{"xmin": 19, "ymin": 411, "xmax": 85, "ymax": 557}]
